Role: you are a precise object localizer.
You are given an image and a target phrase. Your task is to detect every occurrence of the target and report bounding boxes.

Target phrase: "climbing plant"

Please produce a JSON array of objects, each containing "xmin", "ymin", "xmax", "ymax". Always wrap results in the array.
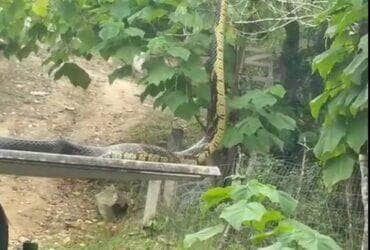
[{"xmin": 310, "ymin": 0, "xmax": 368, "ymax": 188}]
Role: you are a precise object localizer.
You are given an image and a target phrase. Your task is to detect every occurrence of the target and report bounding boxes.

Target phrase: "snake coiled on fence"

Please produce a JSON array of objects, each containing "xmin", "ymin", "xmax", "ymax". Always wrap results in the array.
[{"xmin": 0, "ymin": 0, "xmax": 227, "ymax": 165}]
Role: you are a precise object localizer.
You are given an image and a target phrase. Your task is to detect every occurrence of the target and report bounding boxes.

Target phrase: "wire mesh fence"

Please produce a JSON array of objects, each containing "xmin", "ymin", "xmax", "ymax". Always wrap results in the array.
[{"xmin": 163, "ymin": 154, "xmax": 365, "ymax": 249}]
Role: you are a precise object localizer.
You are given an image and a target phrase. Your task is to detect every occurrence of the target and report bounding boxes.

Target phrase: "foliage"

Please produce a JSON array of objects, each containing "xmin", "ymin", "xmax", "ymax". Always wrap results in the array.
[
  {"xmin": 310, "ymin": 0, "xmax": 368, "ymax": 188},
  {"xmin": 0, "ymin": 0, "xmax": 297, "ymax": 155},
  {"xmin": 223, "ymin": 84, "xmax": 296, "ymax": 153},
  {"xmin": 183, "ymin": 179, "xmax": 340, "ymax": 249}
]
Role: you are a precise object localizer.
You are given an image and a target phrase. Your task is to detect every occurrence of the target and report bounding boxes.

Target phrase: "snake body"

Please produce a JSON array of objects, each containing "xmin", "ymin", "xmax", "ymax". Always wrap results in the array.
[
  {"xmin": 197, "ymin": 0, "xmax": 227, "ymax": 163},
  {"xmin": 0, "ymin": 136, "xmax": 180, "ymax": 163}
]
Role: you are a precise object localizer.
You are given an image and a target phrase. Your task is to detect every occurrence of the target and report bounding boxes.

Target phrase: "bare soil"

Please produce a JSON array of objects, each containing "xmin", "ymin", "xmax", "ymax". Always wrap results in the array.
[{"xmin": 0, "ymin": 54, "xmax": 156, "ymax": 249}]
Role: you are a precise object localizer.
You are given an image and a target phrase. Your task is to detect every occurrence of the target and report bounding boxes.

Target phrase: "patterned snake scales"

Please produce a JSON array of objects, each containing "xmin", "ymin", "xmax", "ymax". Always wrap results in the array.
[{"xmin": 0, "ymin": 0, "xmax": 227, "ymax": 165}]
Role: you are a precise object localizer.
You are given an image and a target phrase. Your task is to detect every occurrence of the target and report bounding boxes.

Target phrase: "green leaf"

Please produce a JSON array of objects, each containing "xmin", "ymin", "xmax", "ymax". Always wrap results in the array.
[
  {"xmin": 222, "ymin": 127, "xmax": 243, "ymax": 148},
  {"xmin": 124, "ymin": 27, "xmax": 145, "ymax": 38},
  {"xmin": 258, "ymin": 110, "xmax": 296, "ymax": 131},
  {"xmin": 167, "ymin": 46, "xmax": 191, "ymax": 61},
  {"xmin": 346, "ymin": 112, "xmax": 368, "ymax": 153},
  {"xmin": 251, "ymin": 92, "xmax": 277, "ymax": 108},
  {"xmin": 236, "ymin": 117, "xmax": 263, "ymax": 136},
  {"xmin": 145, "ymin": 63, "xmax": 176, "ymax": 85},
  {"xmin": 128, "ymin": 6, "xmax": 167, "ymax": 24},
  {"xmin": 115, "ymin": 46, "xmax": 141, "ymax": 64},
  {"xmin": 54, "ymin": 63, "xmax": 91, "ymax": 89},
  {"xmin": 174, "ymin": 102, "xmax": 199, "ymax": 120},
  {"xmin": 322, "ymin": 155, "xmax": 356, "ymax": 188},
  {"xmin": 312, "ymin": 47, "xmax": 347, "ymax": 79},
  {"xmin": 183, "ymin": 224, "xmax": 224, "ymax": 248},
  {"xmin": 220, "ymin": 200, "xmax": 266, "ymax": 230},
  {"xmin": 231, "ymin": 180, "xmax": 297, "ymax": 215},
  {"xmin": 266, "ymin": 84, "xmax": 286, "ymax": 98},
  {"xmin": 99, "ymin": 23, "xmax": 122, "ymax": 40},
  {"xmin": 159, "ymin": 91, "xmax": 188, "ymax": 112},
  {"xmin": 108, "ymin": 66, "xmax": 132, "ymax": 84},
  {"xmin": 310, "ymin": 92, "xmax": 330, "ymax": 119},
  {"xmin": 182, "ymin": 57, "xmax": 209, "ymax": 84},
  {"xmin": 253, "ymin": 210, "xmax": 284, "ymax": 232},
  {"xmin": 202, "ymin": 187, "xmax": 233, "ymax": 210},
  {"xmin": 147, "ymin": 36, "xmax": 170, "ymax": 54},
  {"xmin": 313, "ymin": 119, "xmax": 346, "ymax": 159},
  {"xmin": 278, "ymin": 219, "xmax": 341, "ymax": 250},
  {"xmin": 244, "ymin": 129, "xmax": 273, "ymax": 153},
  {"xmin": 32, "ymin": 0, "xmax": 49, "ymax": 17},
  {"xmin": 350, "ymin": 85, "xmax": 368, "ymax": 115},
  {"xmin": 110, "ymin": 0, "xmax": 131, "ymax": 19}
]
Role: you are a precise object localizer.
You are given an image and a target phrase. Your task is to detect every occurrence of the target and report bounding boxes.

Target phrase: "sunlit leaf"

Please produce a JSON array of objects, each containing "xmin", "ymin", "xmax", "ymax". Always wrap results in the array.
[
  {"xmin": 220, "ymin": 200, "xmax": 266, "ymax": 230},
  {"xmin": 183, "ymin": 224, "xmax": 224, "ymax": 248}
]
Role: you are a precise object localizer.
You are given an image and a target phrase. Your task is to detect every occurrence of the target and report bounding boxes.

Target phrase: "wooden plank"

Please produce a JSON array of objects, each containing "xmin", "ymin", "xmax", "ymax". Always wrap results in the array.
[
  {"xmin": 163, "ymin": 180, "xmax": 177, "ymax": 208},
  {"xmin": 0, "ymin": 149, "xmax": 221, "ymax": 181},
  {"xmin": 143, "ymin": 180, "xmax": 162, "ymax": 226}
]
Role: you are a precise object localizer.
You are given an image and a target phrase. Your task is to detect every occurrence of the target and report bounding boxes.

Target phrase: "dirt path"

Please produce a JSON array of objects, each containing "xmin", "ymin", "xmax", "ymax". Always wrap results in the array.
[{"xmin": 0, "ymin": 54, "xmax": 154, "ymax": 248}]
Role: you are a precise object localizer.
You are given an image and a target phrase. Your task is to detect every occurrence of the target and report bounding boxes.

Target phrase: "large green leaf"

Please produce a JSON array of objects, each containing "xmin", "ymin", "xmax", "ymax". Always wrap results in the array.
[
  {"xmin": 250, "ymin": 92, "xmax": 277, "ymax": 108},
  {"xmin": 231, "ymin": 180, "xmax": 297, "ymax": 215},
  {"xmin": 222, "ymin": 127, "xmax": 244, "ymax": 148},
  {"xmin": 174, "ymin": 102, "xmax": 199, "ymax": 120},
  {"xmin": 110, "ymin": 0, "xmax": 131, "ymax": 20},
  {"xmin": 236, "ymin": 116, "xmax": 263, "ymax": 136},
  {"xmin": 167, "ymin": 46, "xmax": 191, "ymax": 61},
  {"xmin": 115, "ymin": 45, "xmax": 141, "ymax": 64},
  {"xmin": 124, "ymin": 27, "xmax": 145, "ymax": 38},
  {"xmin": 313, "ymin": 119, "xmax": 346, "ymax": 159},
  {"xmin": 258, "ymin": 110, "xmax": 296, "ymax": 131},
  {"xmin": 266, "ymin": 84, "xmax": 286, "ymax": 98},
  {"xmin": 99, "ymin": 23, "xmax": 122, "ymax": 41},
  {"xmin": 310, "ymin": 92, "xmax": 330, "ymax": 119},
  {"xmin": 158, "ymin": 91, "xmax": 188, "ymax": 112},
  {"xmin": 244, "ymin": 129, "xmax": 273, "ymax": 153},
  {"xmin": 145, "ymin": 63, "xmax": 176, "ymax": 85},
  {"xmin": 277, "ymin": 219, "xmax": 341, "ymax": 250},
  {"xmin": 350, "ymin": 85, "xmax": 368, "ymax": 115},
  {"xmin": 312, "ymin": 46, "xmax": 347, "ymax": 79},
  {"xmin": 346, "ymin": 112, "xmax": 368, "ymax": 153},
  {"xmin": 181, "ymin": 58, "xmax": 208, "ymax": 84},
  {"xmin": 54, "ymin": 63, "xmax": 91, "ymax": 89},
  {"xmin": 108, "ymin": 66, "xmax": 132, "ymax": 84},
  {"xmin": 201, "ymin": 187, "xmax": 233, "ymax": 210},
  {"xmin": 183, "ymin": 224, "xmax": 225, "ymax": 248},
  {"xmin": 322, "ymin": 155, "xmax": 356, "ymax": 188},
  {"xmin": 220, "ymin": 200, "xmax": 266, "ymax": 230}
]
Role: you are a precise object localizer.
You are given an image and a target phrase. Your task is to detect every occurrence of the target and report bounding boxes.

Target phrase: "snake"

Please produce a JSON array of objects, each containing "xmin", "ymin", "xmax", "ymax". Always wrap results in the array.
[
  {"xmin": 0, "ymin": 0, "xmax": 227, "ymax": 165},
  {"xmin": 196, "ymin": 0, "xmax": 227, "ymax": 163}
]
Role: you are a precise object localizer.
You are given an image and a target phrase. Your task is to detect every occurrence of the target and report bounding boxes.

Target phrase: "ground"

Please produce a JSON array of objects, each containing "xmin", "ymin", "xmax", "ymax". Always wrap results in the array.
[{"xmin": 0, "ymin": 53, "xmax": 166, "ymax": 249}]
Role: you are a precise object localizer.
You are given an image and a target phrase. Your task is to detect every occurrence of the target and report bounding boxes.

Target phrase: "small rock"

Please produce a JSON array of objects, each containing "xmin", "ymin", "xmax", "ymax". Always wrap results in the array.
[{"xmin": 95, "ymin": 185, "xmax": 128, "ymax": 222}]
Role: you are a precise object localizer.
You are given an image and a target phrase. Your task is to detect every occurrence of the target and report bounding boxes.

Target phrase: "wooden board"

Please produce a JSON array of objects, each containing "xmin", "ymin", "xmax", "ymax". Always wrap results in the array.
[{"xmin": 0, "ymin": 149, "xmax": 221, "ymax": 181}]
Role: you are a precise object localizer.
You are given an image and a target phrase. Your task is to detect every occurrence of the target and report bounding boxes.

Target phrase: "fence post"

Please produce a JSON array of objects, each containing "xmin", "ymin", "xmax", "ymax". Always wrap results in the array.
[{"xmin": 142, "ymin": 180, "xmax": 162, "ymax": 227}]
